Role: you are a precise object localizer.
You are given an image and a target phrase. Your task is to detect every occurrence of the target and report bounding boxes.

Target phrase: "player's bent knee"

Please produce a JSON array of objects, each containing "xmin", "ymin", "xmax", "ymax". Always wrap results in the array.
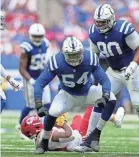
[{"xmin": 49, "ymin": 108, "xmax": 63, "ymax": 117}]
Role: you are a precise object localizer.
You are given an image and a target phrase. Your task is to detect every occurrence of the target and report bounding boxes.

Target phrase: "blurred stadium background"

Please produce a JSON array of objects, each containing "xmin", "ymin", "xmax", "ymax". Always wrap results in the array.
[{"xmin": 1, "ymin": 0, "xmax": 139, "ymax": 112}]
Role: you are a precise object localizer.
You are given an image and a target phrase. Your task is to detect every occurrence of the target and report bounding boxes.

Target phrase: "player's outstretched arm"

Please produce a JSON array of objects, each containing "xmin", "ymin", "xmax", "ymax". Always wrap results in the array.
[
  {"xmin": 93, "ymin": 65, "xmax": 111, "ymax": 106},
  {"xmin": 93, "ymin": 65, "xmax": 111, "ymax": 95},
  {"xmin": 1, "ymin": 64, "xmax": 21, "ymax": 91},
  {"xmin": 124, "ymin": 27, "xmax": 139, "ymax": 80},
  {"xmin": 34, "ymin": 64, "xmax": 56, "ymax": 117}
]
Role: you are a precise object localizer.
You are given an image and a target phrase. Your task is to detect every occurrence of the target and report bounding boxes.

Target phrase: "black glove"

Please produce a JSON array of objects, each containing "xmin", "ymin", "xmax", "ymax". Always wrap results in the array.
[
  {"xmin": 35, "ymin": 99, "xmax": 48, "ymax": 117},
  {"xmin": 95, "ymin": 93, "xmax": 110, "ymax": 107}
]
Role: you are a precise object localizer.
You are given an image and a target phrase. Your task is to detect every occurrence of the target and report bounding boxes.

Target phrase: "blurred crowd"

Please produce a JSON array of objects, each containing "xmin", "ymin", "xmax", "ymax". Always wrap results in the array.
[
  {"xmin": 1, "ymin": 0, "xmax": 139, "ymax": 112},
  {"xmin": 1, "ymin": 0, "xmax": 139, "ymax": 56}
]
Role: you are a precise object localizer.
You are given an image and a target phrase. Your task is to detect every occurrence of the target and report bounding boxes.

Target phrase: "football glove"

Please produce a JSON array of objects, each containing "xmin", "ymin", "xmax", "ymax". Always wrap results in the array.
[
  {"xmin": 56, "ymin": 113, "xmax": 67, "ymax": 127},
  {"xmin": 125, "ymin": 61, "xmax": 138, "ymax": 80},
  {"xmin": 95, "ymin": 93, "xmax": 110, "ymax": 107},
  {"xmin": 35, "ymin": 99, "xmax": 48, "ymax": 117}
]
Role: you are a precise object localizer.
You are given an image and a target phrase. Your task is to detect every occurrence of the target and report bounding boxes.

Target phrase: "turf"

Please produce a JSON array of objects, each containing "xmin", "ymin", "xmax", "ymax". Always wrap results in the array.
[{"xmin": 1, "ymin": 112, "xmax": 139, "ymax": 157}]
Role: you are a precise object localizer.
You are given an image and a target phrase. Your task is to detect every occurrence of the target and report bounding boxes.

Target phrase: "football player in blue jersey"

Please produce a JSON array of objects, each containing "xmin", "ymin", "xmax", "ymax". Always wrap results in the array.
[
  {"xmin": 76, "ymin": 4, "xmax": 139, "ymax": 152},
  {"xmin": 33, "ymin": 36, "xmax": 116, "ymax": 154},
  {"xmin": 17, "ymin": 23, "xmax": 51, "ymax": 139}
]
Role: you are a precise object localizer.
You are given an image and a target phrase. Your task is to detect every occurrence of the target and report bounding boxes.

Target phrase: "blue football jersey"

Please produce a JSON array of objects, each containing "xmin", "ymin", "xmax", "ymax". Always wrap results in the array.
[
  {"xmin": 20, "ymin": 38, "xmax": 50, "ymax": 79},
  {"xmin": 34, "ymin": 50, "xmax": 111, "ymax": 98},
  {"xmin": 89, "ymin": 20, "xmax": 135, "ymax": 70}
]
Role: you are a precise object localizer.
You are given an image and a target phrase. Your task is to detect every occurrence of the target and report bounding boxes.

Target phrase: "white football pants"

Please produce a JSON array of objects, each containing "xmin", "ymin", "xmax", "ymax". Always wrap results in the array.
[
  {"xmin": 49, "ymin": 85, "xmax": 116, "ymax": 117},
  {"xmin": 106, "ymin": 66, "xmax": 139, "ymax": 111},
  {"xmin": 23, "ymin": 79, "xmax": 51, "ymax": 108}
]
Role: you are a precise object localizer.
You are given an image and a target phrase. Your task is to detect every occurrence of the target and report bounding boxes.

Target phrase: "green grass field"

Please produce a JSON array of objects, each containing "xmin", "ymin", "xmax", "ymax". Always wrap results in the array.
[{"xmin": 1, "ymin": 111, "xmax": 139, "ymax": 157}]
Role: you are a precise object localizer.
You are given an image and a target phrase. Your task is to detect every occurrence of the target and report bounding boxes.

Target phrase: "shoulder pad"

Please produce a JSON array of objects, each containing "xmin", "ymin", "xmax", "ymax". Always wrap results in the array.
[
  {"xmin": 116, "ymin": 20, "xmax": 135, "ymax": 35},
  {"xmin": 48, "ymin": 54, "xmax": 59, "ymax": 71},
  {"xmin": 89, "ymin": 24, "xmax": 95, "ymax": 35},
  {"xmin": 44, "ymin": 38, "xmax": 50, "ymax": 48},
  {"xmin": 20, "ymin": 41, "xmax": 33, "ymax": 52}
]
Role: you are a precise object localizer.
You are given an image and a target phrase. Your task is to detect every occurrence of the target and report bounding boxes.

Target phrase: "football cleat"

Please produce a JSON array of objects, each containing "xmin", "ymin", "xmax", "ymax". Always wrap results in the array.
[
  {"xmin": 74, "ymin": 144, "xmax": 92, "ymax": 152},
  {"xmin": 90, "ymin": 141, "xmax": 100, "ymax": 152},
  {"xmin": 75, "ymin": 128, "xmax": 100, "ymax": 152},
  {"xmin": 114, "ymin": 107, "xmax": 125, "ymax": 128},
  {"xmin": 34, "ymin": 138, "xmax": 49, "ymax": 154}
]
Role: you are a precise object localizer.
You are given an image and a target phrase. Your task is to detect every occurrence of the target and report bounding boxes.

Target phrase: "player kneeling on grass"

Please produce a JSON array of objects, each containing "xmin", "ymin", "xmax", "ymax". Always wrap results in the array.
[{"xmin": 34, "ymin": 36, "xmax": 117, "ymax": 154}]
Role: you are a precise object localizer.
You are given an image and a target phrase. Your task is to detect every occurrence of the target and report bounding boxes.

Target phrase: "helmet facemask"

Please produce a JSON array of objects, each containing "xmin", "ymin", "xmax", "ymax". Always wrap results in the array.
[
  {"xmin": 95, "ymin": 16, "xmax": 115, "ymax": 33},
  {"xmin": 29, "ymin": 34, "xmax": 44, "ymax": 47},
  {"xmin": 94, "ymin": 4, "xmax": 115, "ymax": 33},
  {"xmin": 64, "ymin": 51, "xmax": 83, "ymax": 66},
  {"xmin": 62, "ymin": 36, "xmax": 84, "ymax": 67}
]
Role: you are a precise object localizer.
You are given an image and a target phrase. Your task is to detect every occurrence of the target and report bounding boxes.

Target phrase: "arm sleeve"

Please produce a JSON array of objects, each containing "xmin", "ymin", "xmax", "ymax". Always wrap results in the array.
[
  {"xmin": 93, "ymin": 65, "xmax": 111, "ymax": 95},
  {"xmin": 89, "ymin": 39, "xmax": 100, "ymax": 54},
  {"xmin": 0, "ymin": 64, "xmax": 8, "ymax": 78},
  {"xmin": 125, "ymin": 31, "xmax": 139, "ymax": 50},
  {"xmin": 34, "ymin": 62, "xmax": 56, "ymax": 101}
]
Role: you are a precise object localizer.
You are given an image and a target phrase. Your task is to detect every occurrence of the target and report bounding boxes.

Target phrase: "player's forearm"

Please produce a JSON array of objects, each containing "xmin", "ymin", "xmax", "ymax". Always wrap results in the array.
[
  {"xmin": 63, "ymin": 123, "xmax": 72, "ymax": 138},
  {"xmin": 93, "ymin": 65, "xmax": 111, "ymax": 94},
  {"xmin": 34, "ymin": 68, "xmax": 55, "ymax": 101},
  {"xmin": 1, "ymin": 64, "xmax": 8, "ymax": 78},
  {"xmin": 19, "ymin": 67, "xmax": 31, "ymax": 81},
  {"xmin": 133, "ymin": 47, "xmax": 139, "ymax": 64}
]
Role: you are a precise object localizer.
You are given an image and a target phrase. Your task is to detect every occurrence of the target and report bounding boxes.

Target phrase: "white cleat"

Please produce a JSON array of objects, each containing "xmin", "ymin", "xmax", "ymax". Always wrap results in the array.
[
  {"xmin": 114, "ymin": 107, "xmax": 125, "ymax": 128},
  {"xmin": 74, "ymin": 145, "xmax": 92, "ymax": 152},
  {"xmin": 90, "ymin": 141, "xmax": 100, "ymax": 152}
]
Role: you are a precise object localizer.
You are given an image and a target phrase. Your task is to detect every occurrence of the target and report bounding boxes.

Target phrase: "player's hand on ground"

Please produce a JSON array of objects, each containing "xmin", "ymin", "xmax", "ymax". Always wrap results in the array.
[
  {"xmin": 7, "ymin": 76, "xmax": 22, "ymax": 91},
  {"xmin": 125, "ymin": 61, "xmax": 138, "ymax": 80},
  {"xmin": 95, "ymin": 93, "xmax": 110, "ymax": 107}
]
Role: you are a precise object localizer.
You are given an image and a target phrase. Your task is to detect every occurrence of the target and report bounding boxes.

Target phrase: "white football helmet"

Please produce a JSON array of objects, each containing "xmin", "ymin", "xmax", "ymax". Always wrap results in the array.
[
  {"xmin": 62, "ymin": 36, "xmax": 84, "ymax": 66},
  {"xmin": 94, "ymin": 4, "xmax": 115, "ymax": 33},
  {"xmin": 29, "ymin": 23, "xmax": 45, "ymax": 46}
]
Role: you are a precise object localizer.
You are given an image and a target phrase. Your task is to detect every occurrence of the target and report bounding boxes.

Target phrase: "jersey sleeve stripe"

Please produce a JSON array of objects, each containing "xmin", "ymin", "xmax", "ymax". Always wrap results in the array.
[
  {"xmin": 52, "ymin": 55, "xmax": 58, "ymax": 69},
  {"xmin": 120, "ymin": 21, "xmax": 127, "ymax": 33},
  {"xmin": 89, "ymin": 25, "xmax": 92, "ymax": 34},
  {"xmin": 124, "ymin": 23, "xmax": 132, "ymax": 34},
  {"xmin": 90, "ymin": 51, "xmax": 93, "ymax": 65},
  {"xmin": 91, "ymin": 25, "xmax": 95, "ymax": 33},
  {"xmin": 23, "ymin": 42, "xmax": 33, "ymax": 49},
  {"xmin": 49, "ymin": 57, "xmax": 54, "ymax": 71},
  {"xmin": 94, "ymin": 53, "xmax": 98, "ymax": 66},
  {"xmin": 20, "ymin": 44, "xmax": 30, "ymax": 52}
]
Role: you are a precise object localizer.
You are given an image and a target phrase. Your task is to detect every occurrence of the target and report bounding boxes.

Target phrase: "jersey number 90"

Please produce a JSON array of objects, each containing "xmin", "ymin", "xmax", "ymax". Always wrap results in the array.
[{"xmin": 97, "ymin": 42, "xmax": 123, "ymax": 57}]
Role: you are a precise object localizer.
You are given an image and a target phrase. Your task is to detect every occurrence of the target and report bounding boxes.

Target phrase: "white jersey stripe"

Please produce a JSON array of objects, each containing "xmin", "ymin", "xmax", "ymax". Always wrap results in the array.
[
  {"xmin": 89, "ymin": 26, "xmax": 92, "ymax": 35},
  {"xmin": 120, "ymin": 21, "xmax": 127, "ymax": 33},
  {"xmin": 124, "ymin": 23, "xmax": 132, "ymax": 34},
  {"xmin": 53, "ymin": 55, "xmax": 58, "ymax": 69},
  {"xmin": 91, "ymin": 25, "xmax": 95, "ymax": 33},
  {"xmin": 94, "ymin": 53, "xmax": 97, "ymax": 66},
  {"xmin": 20, "ymin": 44, "xmax": 30, "ymax": 52},
  {"xmin": 23, "ymin": 42, "xmax": 33, "ymax": 49},
  {"xmin": 90, "ymin": 51, "xmax": 93, "ymax": 65},
  {"xmin": 49, "ymin": 57, "xmax": 54, "ymax": 71}
]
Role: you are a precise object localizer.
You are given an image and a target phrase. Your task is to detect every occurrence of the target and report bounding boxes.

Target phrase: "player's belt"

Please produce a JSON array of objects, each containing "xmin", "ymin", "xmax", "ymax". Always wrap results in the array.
[{"xmin": 112, "ymin": 67, "xmax": 126, "ymax": 72}]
